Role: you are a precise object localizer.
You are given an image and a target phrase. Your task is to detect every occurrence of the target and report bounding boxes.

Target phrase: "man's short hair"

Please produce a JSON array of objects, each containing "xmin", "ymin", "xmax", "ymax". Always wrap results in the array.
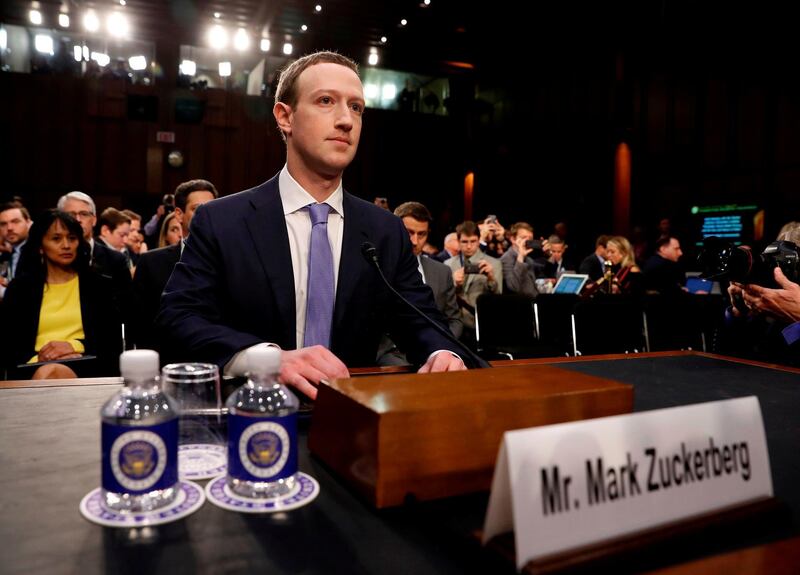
[
  {"xmin": 456, "ymin": 221, "xmax": 479, "ymax": 239},
  {"xmin": 548, "ymin": 234, "xmax": 565, "ymax": 246},
  {"xmin": 0, "ymin": 201, "xmax": 30, "ymax": 221},
  {"xmin": 595, "ymin": 234, "xmax": 610, "ymax": 248},
  {"xmin": 509, "ymin": 222, "xmax": 533, "ymax": 237},
  {"xmin": 98, "ymin": 207, "xmax": 131, "ymax": 232},
  {"xmin": 655, "ymin": 235, "xmax": 677, "ymax": 252},
  {"xmin": 777, "ymin": 221, "xmax": 800, "ymax": 244},
  {"xmin": 174, "ymin": 179, "xmax": 219, "ymax": 212},
  {"xmin": 121, "ymin": 209, "xmax": 141, "ymax": 223},
  {"xmin": 275, "ymin": 51, "xmax": 359, "ymax": 109},
  {"xmin": 57, "ymin": 191, "xmax": 96, "ymax": 215},
  {"xmin": 393, "ymin": 201, "xmax": 432, "ymax": 224}
]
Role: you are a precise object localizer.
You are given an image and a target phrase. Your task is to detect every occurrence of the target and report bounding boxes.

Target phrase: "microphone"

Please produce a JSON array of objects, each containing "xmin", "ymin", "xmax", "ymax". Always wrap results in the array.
[{"xmin": 361, "ymin": 242, "xmax": 491, "ymax": 369}]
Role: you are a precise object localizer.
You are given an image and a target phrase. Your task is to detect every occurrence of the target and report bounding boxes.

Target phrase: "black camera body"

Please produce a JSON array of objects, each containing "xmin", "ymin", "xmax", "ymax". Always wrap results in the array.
[
  {"xmin": 464, "ymin": 262, "xmax": 482, "ymax": 275},
  {"xmin": 525, "ymin": 239, "xmax": 544, "ymax": 255},
  {"xmin": 698, "ymin": 237, "xmax": 799, "ymax": 287}
]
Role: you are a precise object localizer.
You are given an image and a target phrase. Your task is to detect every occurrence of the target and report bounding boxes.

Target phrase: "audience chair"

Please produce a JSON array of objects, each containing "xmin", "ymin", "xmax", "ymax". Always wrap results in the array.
[
  {"xmin": 534, "ymin": 294, "xmax": 580, "ymax": 356},
  {"xmin": 572, "ymin": 296, "xmax": 646, "ymax": 356},
  {"xmin": 475, "ymin": 294, "xmax": 559, "ymax": 360}
]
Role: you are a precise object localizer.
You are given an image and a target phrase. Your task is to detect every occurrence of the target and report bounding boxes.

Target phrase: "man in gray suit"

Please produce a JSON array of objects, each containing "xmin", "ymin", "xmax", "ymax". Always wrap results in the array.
[
  {"xmin": 445, "ymin": 220, "xmax": 502, "ymax": 334},
  {"xmin": 377, "ymin": 202, "xmax": 463, "ymax": 365},
  {"xmin": 500, "ymin": 221, "xmax": 539, "ymax": 298}
]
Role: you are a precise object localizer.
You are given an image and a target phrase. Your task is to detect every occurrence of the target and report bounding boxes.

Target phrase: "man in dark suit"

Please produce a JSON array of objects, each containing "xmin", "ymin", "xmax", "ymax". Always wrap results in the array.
[
  {"xmin": 132, "ymin": 180, "xmax": 218, "ymax": 349},
  {"xmin": 158, "ymin": 52, "xmax": 466, "ymax": 398},
  {"xmin": 578, "ymin": 235, "xmax": 609, "ymax": 281}
]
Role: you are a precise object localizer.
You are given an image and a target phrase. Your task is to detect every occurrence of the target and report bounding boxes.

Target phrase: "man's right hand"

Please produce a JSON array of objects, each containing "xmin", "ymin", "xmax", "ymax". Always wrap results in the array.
[
  {"xmin": 515, "ymin": 236, "xmax": 532, "ymax": 262},
  {"xmin": 279, "ymin": 346, "xmax": 350, "ymax": 400},
  {"xmin": 728, "ymin": 282, "xmax": 747, "ymax": 317},
  {"xmin": 453, "ymin": 267, "xmax": 465, "ymax": 287}
]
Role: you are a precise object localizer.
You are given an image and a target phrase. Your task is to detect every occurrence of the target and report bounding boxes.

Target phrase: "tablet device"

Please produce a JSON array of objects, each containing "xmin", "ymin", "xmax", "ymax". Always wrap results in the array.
[{"xmin": 553, "ymin": 273, "xmax": 589, "ymax": 294}]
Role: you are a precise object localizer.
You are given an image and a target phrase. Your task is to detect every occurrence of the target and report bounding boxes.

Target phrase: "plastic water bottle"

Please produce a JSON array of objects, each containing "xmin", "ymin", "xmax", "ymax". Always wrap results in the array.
[
  {"xmin": 226, "ymin": 346, "xmax": 299, "ymax": 498},
  {"xmin": 101, "ymin": 350, "xmax": 179, "ymax": 512}
]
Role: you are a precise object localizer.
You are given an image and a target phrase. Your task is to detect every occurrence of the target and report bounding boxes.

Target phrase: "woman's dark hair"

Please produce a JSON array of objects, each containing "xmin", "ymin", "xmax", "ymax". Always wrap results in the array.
[{"xmin": 18, "ymin": 209, "xmax": 90, "ymax": 280}]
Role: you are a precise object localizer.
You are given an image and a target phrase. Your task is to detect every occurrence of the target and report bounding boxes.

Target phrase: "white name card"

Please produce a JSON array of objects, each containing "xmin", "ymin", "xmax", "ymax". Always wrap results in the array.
[{"xmin": 482, "ymin": 396, "xmax": 773, "ymax": 569}]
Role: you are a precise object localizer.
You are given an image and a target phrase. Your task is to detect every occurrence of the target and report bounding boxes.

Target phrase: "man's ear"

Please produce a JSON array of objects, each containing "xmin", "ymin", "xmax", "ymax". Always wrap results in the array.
[
  {"xmin": 174, "ymin": 207, "xmax": 184, "ymax": 225},
  {"xmin": 100, "ymin": 225, "xmax": 110, "ymax": 237},
  {"xmin": 273, "ymin": 102, "xmax": 292, "ymax": 137}
]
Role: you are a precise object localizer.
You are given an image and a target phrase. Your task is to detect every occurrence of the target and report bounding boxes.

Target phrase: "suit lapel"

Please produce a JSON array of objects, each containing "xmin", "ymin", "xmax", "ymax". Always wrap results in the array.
[
  {"xmin": 244, "ymin": 177, "xmax": 297, "ymax": 341},
  {"xmin": 332, "ymin": 192, "xmax": 369, "ymax": 336}
]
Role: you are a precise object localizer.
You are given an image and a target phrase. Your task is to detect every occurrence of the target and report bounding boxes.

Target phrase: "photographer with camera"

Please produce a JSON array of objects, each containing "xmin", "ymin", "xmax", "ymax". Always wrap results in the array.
[
  {"xmin": 444, "ymin": 221, "xmax": 502, "ymax": 334},
  {"xmin": 478, "ymin": 214, "xmax": 510, "ymax": 258},
  {"xmin": 711, "ymin": 222, "xmax": 800, "ymax": 365},
  {"xmin": 500, "ymin": 222, "xmax": 541, "ymax": 298}
]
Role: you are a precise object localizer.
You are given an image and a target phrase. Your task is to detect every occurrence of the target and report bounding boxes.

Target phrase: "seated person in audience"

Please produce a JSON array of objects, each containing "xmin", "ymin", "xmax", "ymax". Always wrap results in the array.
[
  {"xmin": 578, "ymin": 235, "xmax": 609, "ymax": 281},
  {"xmin": 133, "ymin": 179, "xmax": 218, "ymax": 350},
  {"xmin": 97, "ymin": 208, "xmax": 132, "ymax": 253},
  {"xmin": 121, "ymin": 209, "xmax": 147, "ymax": 269},
  {"xmin": 478, "ymin": 215, "xmax": 509, "ymax": 258},
  {"xmin": 540, "ymin": 235, "xmax": 576, "ymax": 279},
  {"xmin": 723, "ymin": 222, "xmax": 800, "ymax": 366},
  {"xmin": 378, "ymin": 202, "xmax": 463, "ymax": 364},
  {"xmin": 434, "ymin": 232, "xmax": 460, "ymax": 263},
  {"xmin": 500, "ymin": 222, "xmax": 540, "ymax": 298},
  {"xmin": 643, "ymin": 236, "xmax": 686, "ymax": 296},
  {"xmin": 2, "ymin": 210, "xmax": 122, "ymax": 379},
  {"xmin": 157, "ymin": 211, "xmax": 182, "ymax": 248},
  {"xmin": 601, "ymin": 235, "xmax": 642, "ymax": 295},
  {"xmin": 0, "ymin": 202, "xmax": 33, "ymax": 301},
  {"xmin": 445, "ymin": 220, "xmax": 502, "ymax": 335},
  {"xmin": 57, "ymin": 192, "xmax": 132, "ymax": 309}
]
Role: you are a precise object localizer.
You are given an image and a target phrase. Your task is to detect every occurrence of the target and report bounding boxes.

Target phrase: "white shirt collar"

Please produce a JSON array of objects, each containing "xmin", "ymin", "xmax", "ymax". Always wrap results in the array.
[{"xmin": 279, "ymin": 164, "xmax": 344, "ymax": 216}]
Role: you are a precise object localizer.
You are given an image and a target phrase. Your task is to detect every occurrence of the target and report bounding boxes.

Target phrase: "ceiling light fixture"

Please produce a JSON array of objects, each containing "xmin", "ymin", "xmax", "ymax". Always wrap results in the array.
[
  {"xmin": 29, "ymin": 10, "xmax": 43, "ymax": 25},
  {"xmin": 283, "ymin": 42, "xmax": 293, "ymax": 55},
  {"xmin": 315, "ymin": 4, "xmax": 322, "ymax": 12},
  {"xmin": 59, "ymin": 13, "xmax": 70, "ymax": 28},
  {"xmin": 219, "ymin": 61, "xmax": 232, "ymax": 77},
  {"xmin": 260, "ymin": 38, "xmax": 271, "ymax": 52},
  {"xmin": 208, "ymin": 25, "xmax": 228, "ymax": 49},
  {"xmin": 83, "ymin": 10, "xmax": 100, "ymax": 32},
  {"xmin": 400, "ymin": 19, "xmax": 407, "ymax": 26},
  {"xmin": 233, "ymin": 28, "xmax": 250, "ymax": 51}
]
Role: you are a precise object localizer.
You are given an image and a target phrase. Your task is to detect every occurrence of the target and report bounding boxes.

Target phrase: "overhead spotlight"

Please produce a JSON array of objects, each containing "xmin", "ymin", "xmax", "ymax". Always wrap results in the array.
[
  {"xmin": 219, "ymin": 61, "xmax": 232, "ymax": 77},
  {"xmin": 180, "ymin": 59, "xmax": 196, "ymax": 76},
  {"xmin": 400, "ymin": 19, "xmax": 407, "ymax": 26},
  {"xmin": 283, "ymin": 42, "xmax": 293, "ymax": 55},
  {"xmin": 119, "ymin": 0, "xmax": 126, "ymax": 5},
  {"xmin": 91, "ymin": 51, "xmax": 110, "ymax": 67},
  {"xmin": 83, "ymin": 10, "xmax": 100, "ymax": 32},
  {"xmin": 301, "ymin": 24, "xmax": 308, "ymax": 32},
  {"xmin": 129, "ymin": 55, "xmax": 147, "ymax": 70},
  {"xmin": 214, "ymin": 12, "xmax": 221, "ymax": 19},
  {"xmin": 380, "ymin": 36, "xmax": 387, "ymax": 43},
  {"xmin": 208, "ymin": 25, "xmax": 228, "ymax": 49},
  {"xmin": 315, "ymin": 4, "xmax": 322, "ymax": 12},
  {"xmin": 73, "ymin": 45, "xmax": 82, "ymax": 61},
  {"xmin": 34, "ymin": 34, "xmax": 54, "ymax": 55},
  {"xmin": 29, "ymin": 10, "xmax": 43, "ymax": 26},
  {"xmin": 233, "ymin": 28, "xmax": 250, "ymax": 51},
  {"xmin": 107, "ymin": 12, "xmax": 129, "ymax": 38},
  {"xmin": 260, "ymin": 38, "xmax": 271, "ymax": 52},
  {"xmin": 59, "ymin": 13, "xmax": 70, "ymax": 28},
  {"xmin": 423, "ymin": 0, "xmax": 431, "ymax": 5},
  {"xmin": 382, "ymin": 84, "xmax": 396, "ymax": 101},
  {"xmin": 368, "ymin": 49, "xmax": 378, "ymax": 66}
]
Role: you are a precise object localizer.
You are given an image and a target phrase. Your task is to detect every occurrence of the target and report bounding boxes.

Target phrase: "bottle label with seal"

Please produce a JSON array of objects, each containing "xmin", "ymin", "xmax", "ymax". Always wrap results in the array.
[
  {"xmin": 101, "ymin": 418, "xmax": 178, "ymax": 494},
  {"xmin": 227, "ymin": 413, "xmax": 298, "ymax": 482}
]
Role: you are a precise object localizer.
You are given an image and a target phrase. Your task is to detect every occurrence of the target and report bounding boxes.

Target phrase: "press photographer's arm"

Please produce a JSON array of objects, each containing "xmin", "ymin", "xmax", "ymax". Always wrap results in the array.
[{"xmin": 740, "ymin": 267, "xmax": 800, "ymax": 323}]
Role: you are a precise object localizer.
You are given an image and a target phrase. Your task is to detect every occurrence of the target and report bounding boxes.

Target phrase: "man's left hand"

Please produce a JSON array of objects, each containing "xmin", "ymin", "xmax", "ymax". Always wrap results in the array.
[
  {"xmin": 742, "ymin": 268, "xmax": 800, "ymax": 323},
  {"xmin": 417, "ymin": 352, "xmax": 467, "ymax": 373}
]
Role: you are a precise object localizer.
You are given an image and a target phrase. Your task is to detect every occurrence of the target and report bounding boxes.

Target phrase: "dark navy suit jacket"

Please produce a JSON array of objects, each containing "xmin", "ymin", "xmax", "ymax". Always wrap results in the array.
[{"xmin": 157, "ymin": 174, "xmax": 462, "ymax": 369}]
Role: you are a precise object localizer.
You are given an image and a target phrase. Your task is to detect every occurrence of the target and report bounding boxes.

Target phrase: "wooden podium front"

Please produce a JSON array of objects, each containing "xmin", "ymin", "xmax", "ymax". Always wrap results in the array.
[{"xmin": 308, "ymin": 364, "xmax": 633, "ymax": 508}]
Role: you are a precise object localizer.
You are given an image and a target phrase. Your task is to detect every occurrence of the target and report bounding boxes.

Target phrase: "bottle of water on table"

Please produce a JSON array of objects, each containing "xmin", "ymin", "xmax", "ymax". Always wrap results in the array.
[
  {"xmin": 226, "ymin": 346, "xmax": 299, "ymax": 498},
  {"xmin": 101, "ymin": 349, "xmax": 179, "ymax": 512}
]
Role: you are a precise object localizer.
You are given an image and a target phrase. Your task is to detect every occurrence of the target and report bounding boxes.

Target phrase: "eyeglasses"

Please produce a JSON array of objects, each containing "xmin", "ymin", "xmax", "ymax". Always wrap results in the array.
[{"xmin": 67, "ymin": 211, "xmax": 94, "ymax": 219}]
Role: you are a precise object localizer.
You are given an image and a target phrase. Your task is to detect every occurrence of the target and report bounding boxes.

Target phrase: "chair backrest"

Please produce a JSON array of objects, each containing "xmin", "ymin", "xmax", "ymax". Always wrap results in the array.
[
  {"xmin": 643, "ymin": 293, "xmax": 725, "ymax": 352},
  {"xmin": 475, "ymin": 293, "xmax": 536, "ymax": 350},
  {"xmin": 534, "ymin": 294, "xmax": 580, "ymax": 354},
  {"xmin": 572, "ymin": 296, "xmax": 646, "ymax": 355}
]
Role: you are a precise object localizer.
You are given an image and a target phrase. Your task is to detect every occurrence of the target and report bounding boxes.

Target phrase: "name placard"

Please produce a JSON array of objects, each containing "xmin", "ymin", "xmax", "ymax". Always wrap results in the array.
[{"xmin": 482, "ymin": 397, "xmax": 773, "ymax": 569}]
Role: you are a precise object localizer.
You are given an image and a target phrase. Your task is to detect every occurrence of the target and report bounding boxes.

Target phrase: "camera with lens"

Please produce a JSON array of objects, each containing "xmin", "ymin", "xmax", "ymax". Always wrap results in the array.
[
  {"xmin": 464, "ymin": 262, "xmax": 482, "ymax": 275},
  {"xmin": 698, "ymin": 236, "xmax": 799, "ymax": 287}
]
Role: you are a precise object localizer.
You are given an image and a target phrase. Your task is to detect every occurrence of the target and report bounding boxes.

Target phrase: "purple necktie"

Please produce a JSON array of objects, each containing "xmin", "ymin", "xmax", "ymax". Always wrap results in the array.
[{"xmin": 304, "ymin": 203, "xmax": 335, "ymax": 348}]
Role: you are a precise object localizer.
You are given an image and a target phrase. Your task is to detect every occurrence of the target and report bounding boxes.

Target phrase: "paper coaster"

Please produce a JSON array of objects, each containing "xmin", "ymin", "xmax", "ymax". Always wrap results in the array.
[
  {"xmin": 179, "ymin": 443, "xmax": 227, "ymax": 480},
  {"xmin": 205, "ymin": 472, "xmax": 319, "ymax": 513},
  {"xmin": 79, "ymin": 481, "xmax": 205, "ymax": 527}
]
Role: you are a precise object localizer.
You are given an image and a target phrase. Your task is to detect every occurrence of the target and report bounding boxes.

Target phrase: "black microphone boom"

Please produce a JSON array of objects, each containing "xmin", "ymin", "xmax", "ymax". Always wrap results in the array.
[{"xmin": 361, "ymin": 242, "xmax": 491, "ymax": 369}]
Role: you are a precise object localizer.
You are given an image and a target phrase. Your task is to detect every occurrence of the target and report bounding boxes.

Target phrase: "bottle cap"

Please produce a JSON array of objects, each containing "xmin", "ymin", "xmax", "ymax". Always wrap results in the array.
[
  {"xmin": 120, "ymin": 349, "xmax": 160, "ymax": 380},
  {"xmin": 246, "ymin": 345, "xmax": 281, "ymax": 376}
]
